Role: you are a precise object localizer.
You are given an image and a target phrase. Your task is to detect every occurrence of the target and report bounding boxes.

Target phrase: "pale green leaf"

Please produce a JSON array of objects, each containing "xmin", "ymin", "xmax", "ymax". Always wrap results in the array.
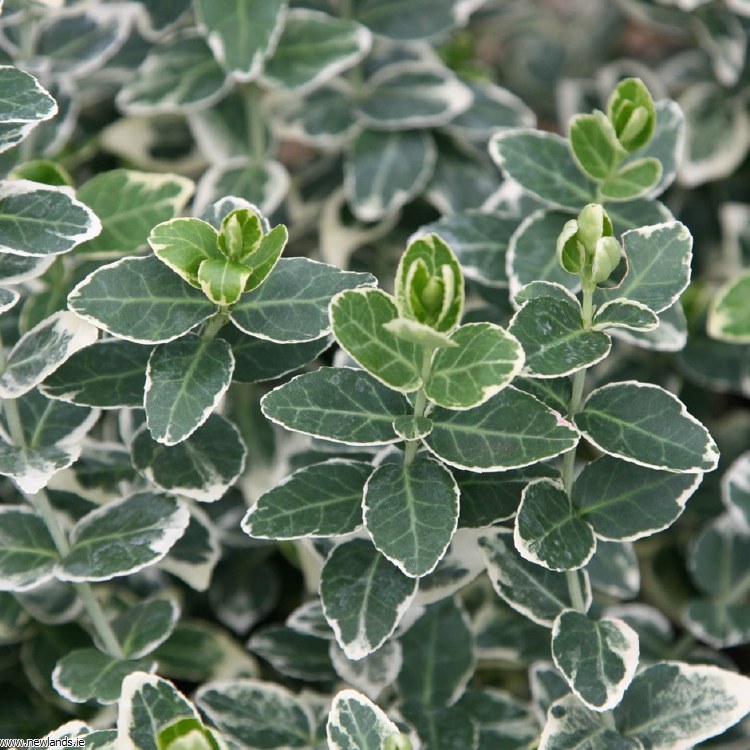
[
  {"xmin": 321, "ymin": 538, "xmax": 417, "ymax": 659},
  {"xmin": 479, "ymin": 530, "xmax": 591, "ymax": 626},
  {"xmin": 131, "ymin": 415, "xmax": 246, "ymax": 502},
  {"xmin": 261, "ymin": 367, "xmax": 409, "ymax": 446},
  {"xmin": 398, "ymin": 597, "xmax": 474, "ymax": 708},
  {"xmin": 568, "ymin": 111, "xmax": 625, "ymax": 181},
  {"xmin": 552, "ymin": 611, "xmax": 639, "ymax": 711},
  {"xmin": 330, "ymin": 288, "xmax": 422, "ymax": 393},
  {"xmin": 0, "ymin": 506, "xmax": 58, "ymax": 592},
  {"xmin": 0, "ymin": 65, "xmax": 57, "ymax": 153},
  {"xmin": 596, "ymin": 222, "xmax": 692, "ymax": 314},
  {"xmin": 615, "ymin": 662, "xmax": 750, "ymax": 749},
  {"xmin": 425, "ymin": 387, "xmax": 579, "ymax": 471},
  {"xmin": 592, "ymin": 300, "xmax": 658, "ymax": 332},
  {"xmin": 573, "ymin": 456, "xmax": 700, "ymax": 541},
  {"xmin": 539, "ymin": 694, "xmax": 642, "ymax": 750},
  {"xmin": 196, "ymin": 679, "xmax": 316, "ymax": 749},
  {"xmin": 194, "ymin": 0, "xmax": 286, "ymax": 81},
  {"xmin": 426, "ymin": 323, "xmax": 524, "ymax": 409},
  {"xmin": 0, "ymin": 181, "xmax": 101, "ymax": 257},
  {"xmin": 0, "ymin": 310, "xmax": 98, "ymax": 398},
  {"xmin": 363, "ymin": 456, "xmax": 458, "ymax": 578},
  {"xmin": 262, "ymin": 9, "xmax": 371, "ymax": 93},
  {"xmin": 600, "ymin": 158, "xmax": 662, "ymax": 201},
  {"xmin": 708, "ymin": 269, "xmax": 750, "ymax": 343},
  {"xmin": 41, "ymin": 339, "xmax": 151, "ymax": 408},
  {"xmin": 357, "ymin": 62, "xmax": 472, "ymax": 130},
  {"xmin": 56, "ymin": 493, "xmax": 189, "ymax": 582},
  {"xmin": 0, "ymin": 441, "xmax": 79, "ymax": 495},
  {"xmin": 76, "ymin": 170, "xmax": 194, "ymax": 259},
  {"xmin": 145, "ymin": 335, "xmax": 233, "ymax": 445},
  {"xmin": 53, "ymin": 650, "xmax": 154, "ymax": 705},
  {"xmin": 489, "ymin": 130, "xmax": 596, "ymax": 211},
  {"xmin": 116, "ymin": 34, "xmax": 230, "ymax": 114},
  {"xmin": 514, "ymin": 479, "xmax": 596, "ymax": 571},
  {"xmin": 393, "ymin": 415, "xmax": 432, "ymax": 441},
  {"xmin": 148, "ymin": 217, "xmax": 221, "ymax": 288},
  {"xmin": 231, "ymin": 257, "xmax": 374, "ymax": 342},
  {"xmin": 102, "ymin": 598, "xmax": 179, "ymax": 660},
  {"xmin": 327, "ymin": 689, "xmax": 401, "ymax": 750},
  {"xmin": 346, "ymin": 128, "xmax": 436, "ymax": 222},
  {"xmin": 242, "ymin": 459, "xmax": 372, "ymax": 539},
  {"xmin": 68, "ymin": 255, "xmax": 216, "ymax": 344},
  {"xmin": 574, "ymin": 381, "xmax": 719, "ymax": 473},
  {"xmin": 509, "ymin": 297, "xmax": 611, "ymax": 378}
]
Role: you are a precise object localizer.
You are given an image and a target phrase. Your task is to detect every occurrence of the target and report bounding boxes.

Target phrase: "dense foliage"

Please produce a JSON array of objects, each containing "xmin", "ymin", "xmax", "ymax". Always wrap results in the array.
[{"xmin": 1, "ymin": 1, "xmax": 750, "ymax": 748}]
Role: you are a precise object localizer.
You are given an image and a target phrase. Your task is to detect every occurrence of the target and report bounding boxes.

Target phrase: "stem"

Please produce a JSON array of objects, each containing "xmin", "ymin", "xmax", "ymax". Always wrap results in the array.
[
  {"xmin": 241, "ymin": 84, "xmax": 266, "ymax": 162},
  {"xmin": 566, "ymin": 570, "xmax": 587, "ymax": 613},
  {"xmin": 201, "ymin": 310, "xmax": 229, "ymax": 341},
  {"xmin": 404, "ymin": 347, "xmax": 434, "ymax": 466}
]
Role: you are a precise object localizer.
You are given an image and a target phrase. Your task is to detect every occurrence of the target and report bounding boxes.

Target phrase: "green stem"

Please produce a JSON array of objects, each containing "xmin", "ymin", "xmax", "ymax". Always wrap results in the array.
[
  {"xmin": 201, "ymin": 310, "xmax": 229, "ymax": 341},
  {"xmin": 566, "ymin": 569, "xmax": 586, "ymax": 613},
  {"xmin": 241, "ymin": 83, "xmax": 266, "ymax": 162},
  {"xmin": 601, "ymin": 710, "xmax": 616, "ymax": 730},
  {"xmin": 404, "ymin": 347, "xmax": 434, "ymax": 466},
  {"xmin": 669, "ymin": 632, "xmax": 696, "ymax": 660}
]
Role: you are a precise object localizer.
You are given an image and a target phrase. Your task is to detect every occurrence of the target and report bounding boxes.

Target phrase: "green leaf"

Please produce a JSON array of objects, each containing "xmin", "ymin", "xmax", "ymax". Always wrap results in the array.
[
  {"xmin": 592, "ymin": 300, "xmax": 658, "ymax": 332},
  {"xmin": 573, "ymin": 456, "xmax": 701, "ymax": 541},
  {"xmin": 117, "ymin": 34, "xmax": 230, "ymax": 114},
  {"xmin": 321, "ymin": 538, "xmax": 417, "ymax": 659},
  {"xmin": 459, "ymin": 688, "xmax": 538, "ymax": 750},
  {"xmin": 196, "ymin": 679, "xmax": 316, "ymax": 749},
  {"xmin": 240, "ymin": 224, "xmax": 287, "ymax": 292},
  {"xmin": 221, "ymin": 325, "xmax": 329, "ymax": 383},
  {"xmin": 724, "ymin": 451, "xmax": 750, "ymax": 529},
  {"xmin": 596, "ymin": 222, "xmax": 692, "ymax": 314},
  {"xmin": 103, "ymin": 599, "xmax": 179, "ymax": 660},
  {"xmin": 0, "ymin": 181, "xmax": 101, "ymax": 257},
  {"xmin": 231, "ymin": 257, "xmax": 374, "ymax": 342},
  {"xmin": 393, "ymin": 415, "xmax": 432, "ymax": 441},
  {"xmin": 568, "ymin": 111, "xmax": 625, "ymax": 181},
  {"xmin": 587, "ymin": 540, "xmax": 639, "ymax": 599},
  {"xmin": 352, "ymin": 0, "xmax": 479, "ymax": 40},
  {"xmin": 76, "ymin": 170, "xmax": 194, "ymax": 259},
  {"xmin": 510, "ymin": 297, "xmax": 611, "ymax": 378},
  {"xmin": 329, "ymin": 641, "xmax": 402, "ymax": 701},
  {"xmin": 599, "ymin": 158, "xmax": 662, "ymax": 201},
  {"xmin": 248, "ymin": 625, "xmax": 336, "ymax": 681},
  {"xmin": 426, "ymin": 323, "xmax": 524, "ymax": 409},
  {"xmin": 163, "ymin": 506, "xmax": 221, "ymax": 594},
  {"xmin": 0, "ymin": 254, "xmax": 54, "ymax": 285},
  {"xmin": 262, "ymin": 9, "xmax": 371, "ymax": 93},
  {"xmin": 330, "ymin": 288, "xmax": 423, "ymax": 392},
  {"xmin": 364, "ymin": 456, "xmax": 459, "ymax": 578},
  {"xmin": 708, "ymin": 268, "xmax": 750, "ymax": 343},
  {"xmin": 539, "ymin": 694, "xmax": 641, "ymax": 750},
  {"xmin": 401, "ymin": 703, "xmax": 478, "ymax": 750},
  {"xmin": 0, "ymin": 442, "xmax": 79, "ymax": 494},
  {"xmin": 0, "ymin": 287, "xmax": 19, "ymax": 315},
  {"xmin": 194, "ymin": 0, "xmax": 286, "ymax": 81},
  {"xmin": 327, "ymin": 689, "xmax": 401, "ymax": 750},
  {"xmin": 514, "ymin": 479, "xmax": 596, "ymax": 571},
  {"xmin": 489, "ymin": 130, "xmax": 596, "ymax": 211},
  {"xmin": 615, "ymin": 662, "xmax": 750, "ymax": 749},
  {"xmin": 418, "ymin": 211, "xmax": 516, "ymax": 288},
  {"xmin": 52, "ymin": 650, "xmax": 154, "ymax": 705},
  {"xmin": 346, "ymin": 129, "xmax": 436, "ymax": 222},
  {"xmin": 119, "ymin": 671, "xmax": 223, "ymax": 749},
  {"xmin": 357, "ymin": 62, "xmax": 472, "ymax": 130},
  {"xmin": 607, "ymin": 77, "xmax": 656, "ymax": 153},
  {"xmin": 685, "ymin": 515, "xmax": 750, "ymax": 647},
  {"xmin": 574, "ymin": 382, "xmax": 719, "ymax": 473},
  {"xmin": 131, "ymin": 415, "xmax": 246, "ymax": 502},
  {"xmin": 40, "ymin": 339, "xmax": 151, "ymax": 408},
  {"xmin": 382, "ymin": 318, "xmax": 457, "ymax": 349},
  {"xmin": 514, "ymin": 376, "xmax": 572, "ymax": 415},
  {"xmin": 398, "ymin": 598, "xmax": 474, "ymax": 708},
  {"xmin": 456, "ymin": 463, "xmax": 558, "ymax": 528},
  {"xmin": 57, "ymin": 493, "xmax": 189, "ymax": 582},
  {"xmin": 552, "ymin": 611, "xmax": 639, "ymax": 711},
  {"xmin": 0, "ymin": 66, "xmax": 57, "ymax": 153},
  {"xmin": 149, "ymin": 217, "xmax": 221, "ymax": 287},
  {"xmin": 425, "ymin": 387, "xmax": 579, "ymax": 471},
  {"xmin": 242, "ymin": 459, "xmax": 372, "ymax": 539},
  {"xmin": 507, "ymin": 210, "xmax": 581, "ymax": 299},
  {"xmin": 479, "ymin": 530, "xmax": 591, "ymax": 626},
  {"xmin": 0, "ymin": 310, "xmax": 98, "ymax": 398},
  {"xmin": 261, "ymin": 367, "xmax": 409, "ymax": 446},
  {"xmin": 612, "ymin": 300, "xmax": 687, "ymax": 353},
  {"xmin": 145, "ymin": 334, "xmax": 234, "ymax": 445},
  {"xmin": 394, "ymin": 233, "xmax": 464, "ymax": 333},
  {"xmin": 0, "ymin": 507, "xmax": 58, "ymax": 592},
  {"xmin": 68, "ymin": 255, "xmax": 216, "ymax": 344}
]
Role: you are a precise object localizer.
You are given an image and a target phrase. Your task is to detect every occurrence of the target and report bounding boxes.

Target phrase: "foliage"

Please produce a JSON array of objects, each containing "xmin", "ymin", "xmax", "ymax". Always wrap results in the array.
[{"xmin": 0, "ymin": 1, "xmax": 749, "ymax": 748}]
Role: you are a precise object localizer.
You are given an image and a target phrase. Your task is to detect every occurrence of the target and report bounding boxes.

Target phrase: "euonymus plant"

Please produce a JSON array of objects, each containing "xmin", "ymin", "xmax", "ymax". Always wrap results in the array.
[{"xmin": 1, "ymin": 1, "xmax": 750, "ymax": 749}]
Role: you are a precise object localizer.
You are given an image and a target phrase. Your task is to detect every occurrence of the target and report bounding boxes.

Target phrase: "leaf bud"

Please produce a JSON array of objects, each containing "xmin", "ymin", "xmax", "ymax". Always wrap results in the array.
[
  {"xmin": 385, "ymin": 734, "xmax": 413, "ymax": 750},
  {"xmin": 577, "ymin": 203, "xmax": 613, "ymax": 253},
  {"xmin": 556, "ymin": 219, "xmax": 584, "ymax": 275},
  {"xmin": 591, "ymin": 235, "xmax": 622, "ymax": 283},
  {"xmin": 607, "ymin": 77, "xmax": 656, "ymax": 152}
]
